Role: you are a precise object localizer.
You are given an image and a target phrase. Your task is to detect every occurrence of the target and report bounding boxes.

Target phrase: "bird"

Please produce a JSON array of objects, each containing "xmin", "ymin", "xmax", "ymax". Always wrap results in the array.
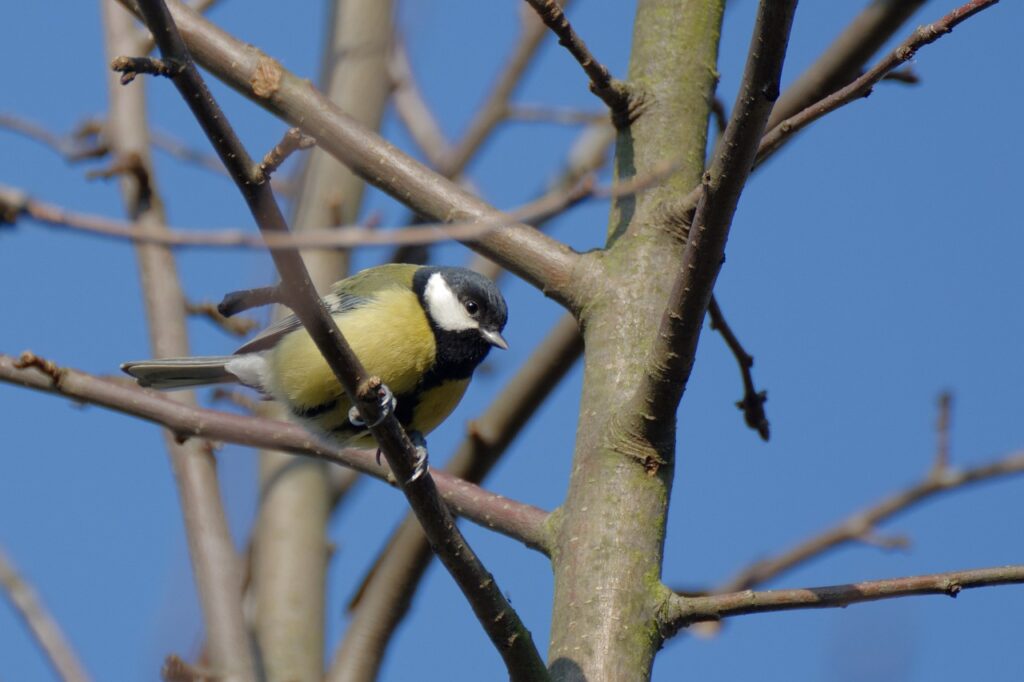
[{"xmin": 121, "ymin": 264, "xmax": 509, "ymax": 450}]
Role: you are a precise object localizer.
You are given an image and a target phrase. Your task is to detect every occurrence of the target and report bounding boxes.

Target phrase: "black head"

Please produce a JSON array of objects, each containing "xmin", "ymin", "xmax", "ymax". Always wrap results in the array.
[{"xmin": 413, "ymin": 266, "xmax": 509, "ymax": 378}]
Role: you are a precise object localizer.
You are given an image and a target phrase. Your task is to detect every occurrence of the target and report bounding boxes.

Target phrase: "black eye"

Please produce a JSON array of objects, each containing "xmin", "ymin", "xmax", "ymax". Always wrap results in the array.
[{"xmin": 464, "ymin": 300, "xmax": 479, "ymax": 315}]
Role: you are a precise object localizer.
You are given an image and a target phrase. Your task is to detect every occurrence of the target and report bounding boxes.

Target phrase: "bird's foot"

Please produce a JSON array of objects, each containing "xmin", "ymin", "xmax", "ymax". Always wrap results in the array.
[
  {"xmin": 348, "ymin": 384, "xmax": 396, "ymax": 429},
  {"xmin": 406, "ymin": 431, "xmax": 429, "ymax": 484}
]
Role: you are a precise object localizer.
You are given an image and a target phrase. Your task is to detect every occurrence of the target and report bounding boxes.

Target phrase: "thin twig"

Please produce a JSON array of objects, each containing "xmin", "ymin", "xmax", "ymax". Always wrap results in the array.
[
  {"xmin": 0, "ymin": 547, "xmax": 92, "ymax": 682},
  {"xmin": 662, "ymin": 565, "xmax": 1024, "ymax": 635},
  {"xmin": 671, "ymin": 0, "xmax": 1001, "ymax": 227},
  {"xmin": 209, "ymin": 387, "xmax": 260, "ymax": 413},
  {"xmin": 520, "ymin": 0, "xmax": 632, "ymax": 123},
  {"xmin": 125, "ymin": 3, "xmax": 549, "ymax": 676},
  {"xmin": 110, "ymin": 55, "xmax": 182, "ymax": 84},
  {"xmin": 256, "ymin": 127, "xmax": 315, "ymax": 180},
  {"xmin": 185, "ymin": 301, "xmax": 259, "ymax": 336},
  {"xmin": 506, "ymin": 104, "xmax": 606, "ymax": 125},
  {"xmin": 438, "ymin": 3, "xmax": 555, "ymax": 177},
  {"xmin": 216, "ymin": 285, "xmax": 283, "ymax": 317},
  {"xmin": 0, "ymin": 113, "xmax": 108, "ymax": 161},
  {"xmin": 768, "ymin": 0, "xmax": 928, "ymax": 127},
  {"xmin": 933, "ymin": 391, "xmax": 953, "ymax": 474},
  {"xmin": 707, "ymin": 297, "xmax": 769, "ymax": 440},
  {"xmin": 161, "ymin": 654, "xmax": 216, "ymax": 682},
  {"xmin": 758, "ymin": 0, "xmax": 1001, "ymax": 163},
  {"xmin": 2, "ymin": 156, "xmax": 667, "ymax": 251},
  {"xmin": 716, "ymin": 449, "xmax": 1024, "ymax": 593},
  {"xmin": 0, "ymin": 352, "xmax": 552, "ymax": 552},
  {"xmin": 640, "ymin": 0, "xmax": 797, "ymax": 427},
  {"xmin": 389, "ymin": 41, "xmax": 451, "ymax": 167}
]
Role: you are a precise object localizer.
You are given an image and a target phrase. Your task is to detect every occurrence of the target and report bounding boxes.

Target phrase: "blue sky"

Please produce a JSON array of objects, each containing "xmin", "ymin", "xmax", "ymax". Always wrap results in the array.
[{"xmin": 2, "ymin": 1, "xmax": 1022, "ymax": 680}]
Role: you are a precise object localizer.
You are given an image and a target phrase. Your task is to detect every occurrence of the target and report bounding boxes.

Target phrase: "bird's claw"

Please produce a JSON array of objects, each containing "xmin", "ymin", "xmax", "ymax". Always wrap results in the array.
[
  {"xmin": 348, "ymin": 384, "xmax": 397, "ymax": 429},
  {"xmin": 406, "ymin": 431, "xmax": 429, "ymax": 484}
]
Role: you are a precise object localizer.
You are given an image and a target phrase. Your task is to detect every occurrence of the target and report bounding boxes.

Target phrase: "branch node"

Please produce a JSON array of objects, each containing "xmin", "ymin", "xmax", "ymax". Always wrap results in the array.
[
  {"xmin": 111, "ymin": 55, "xmax": 183, "ymax": 85},
  {"xmin": 256, "ymin": 127, "xmax": 316, "ymax": 181},
  {"xmin": 14, "ymin": 351, "xmax": 64, "ymax": 387}
]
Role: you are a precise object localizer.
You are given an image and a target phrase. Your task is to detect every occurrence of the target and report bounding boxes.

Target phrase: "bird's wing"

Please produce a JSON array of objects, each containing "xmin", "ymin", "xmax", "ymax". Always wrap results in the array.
[{"xmin": 232, "ymin": 265, "xmax": 419, "ymax": 355}]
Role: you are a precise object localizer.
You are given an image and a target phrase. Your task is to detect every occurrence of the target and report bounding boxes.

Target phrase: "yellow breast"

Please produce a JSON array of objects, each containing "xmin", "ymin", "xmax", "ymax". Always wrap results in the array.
[{"xmin": 265, "ymin": 289, "xmax": 469, "ymax": 440}]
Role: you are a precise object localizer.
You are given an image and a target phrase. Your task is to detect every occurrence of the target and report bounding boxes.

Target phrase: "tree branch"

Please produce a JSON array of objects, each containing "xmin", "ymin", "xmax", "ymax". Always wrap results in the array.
[
  {"xmin": 253, "ymin": 1, "xmax": 393, "ymax": 678},
  {"xmin": 641, "ymin": 0, "xmax": 797, "ymax": 426},
  {"xmin": 0, "ymin": 352, "xmax": 552, "ymax": 552},
  {"xmin": 707, "ymin": 296, "xmax": 769, "ymax": 441},
  {"xmin": 756, "ymin": 0, "xmax": 1000, "ymax": 163},
  {"xmin": 1, "ymin": 177, "xmax": 593, "ymax": 251},
  {"xmin": 439, "ymin": 2, "xmax": 555, "ymax": 178},
  {"xmin": 100, "ymin": 4, "xmax": 255, "ymax": 679},
  {"xmin": 329, "ymin": 314, "xmax": 582, "ymax": 682},
  {"xmin": 670, "ymin": 0, "xmax": 1002, "ymax": 225},
  {"xmin": 125, "ymin": 2, "xmax": 548, "ymax": 676},
  {"xmin": 116, "ymin": 0, "xmax": 580, "ymax": 307},
  {"xmin": 0, "ymin": 546, "xmax": 92, "ymax": 682},
  {"xmin": 520, "ymin": 0, "xmax": 632, "ymax": 124},
  {"xmin": 715, "ymin": 447, "xmax": 1024, "ymax": 593},
  {"xmin": 662, "ymin": 565, "xmax": 1024, "ymax": 635},
  {"xmin": 768, "ymin": 0, "xmax": 927, "ymax": 127}
]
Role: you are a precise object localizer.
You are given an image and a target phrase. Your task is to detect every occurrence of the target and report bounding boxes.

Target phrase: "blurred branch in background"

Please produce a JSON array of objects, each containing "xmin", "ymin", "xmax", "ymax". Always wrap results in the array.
[
  {"xmin": 99, "ymin": 4, "xmax": 256, "ymax": 679},
  {"xmin": 252, "ymin": 0, "xmax": 394, "ymax": 679},
  {"xmin": 0, "ymin": 547, "xmax": 92, "ymax": 682}
]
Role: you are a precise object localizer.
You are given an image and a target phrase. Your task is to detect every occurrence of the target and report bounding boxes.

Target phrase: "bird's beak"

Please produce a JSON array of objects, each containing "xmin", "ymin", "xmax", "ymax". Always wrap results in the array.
[{"xmin": 480, "ymin": 328, "xmax": 509, "ymax": 350}]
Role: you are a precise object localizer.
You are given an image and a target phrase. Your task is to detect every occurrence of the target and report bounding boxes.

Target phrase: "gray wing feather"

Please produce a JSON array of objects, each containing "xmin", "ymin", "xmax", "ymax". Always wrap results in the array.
[{"xmin": 233, "ymin": 291, "xmax": 370, "ymax": 354}]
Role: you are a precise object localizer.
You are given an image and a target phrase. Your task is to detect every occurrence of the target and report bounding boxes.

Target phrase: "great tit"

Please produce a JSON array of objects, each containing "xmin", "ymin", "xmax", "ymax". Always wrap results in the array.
[{"xmin": 121, "ymin": 264, "xmax": 509, "ymax": 446}]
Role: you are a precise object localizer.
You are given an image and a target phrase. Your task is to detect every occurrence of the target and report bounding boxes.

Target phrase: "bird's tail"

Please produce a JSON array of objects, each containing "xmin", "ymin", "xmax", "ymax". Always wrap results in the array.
[{"xmin": 121, "ymin": 355, "xmax": 240, "ymax": 390}]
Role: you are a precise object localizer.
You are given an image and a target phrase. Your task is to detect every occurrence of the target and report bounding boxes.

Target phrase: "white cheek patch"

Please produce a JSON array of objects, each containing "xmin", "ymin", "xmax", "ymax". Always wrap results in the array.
[{"xmin": 424, "ymin": 272, "xmax": 479, "ymax": 332}]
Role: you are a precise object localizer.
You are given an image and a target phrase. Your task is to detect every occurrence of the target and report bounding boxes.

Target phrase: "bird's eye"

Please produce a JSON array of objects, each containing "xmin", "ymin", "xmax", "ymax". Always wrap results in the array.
[{"xmin": 464, "ymin": 300, "xmax": 479, "ymax": 315}]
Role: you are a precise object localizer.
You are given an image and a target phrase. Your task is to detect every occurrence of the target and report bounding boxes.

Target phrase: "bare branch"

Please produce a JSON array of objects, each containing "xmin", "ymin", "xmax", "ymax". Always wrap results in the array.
[
  {"xmin": 118, "ymin": 4, "xmax": 549, "ymax": 675},
  {"xmin": 389, "ymin": 42, "xmax": 451, "ymax": 167},
  {"xmin": 0, "ymin": 352, "xmax": 552, "ymax": 552},
  {"xmin": 116, "ymin": 0, "xmax": 580, "ymax": 304},
  {"xmin": 663, "ymin": 565, "xmax": 1024, "ymax": 635},
  {"xmin": 331, "ymin": 314, "xmax": 582, "ymax": 682},
  {"xmin": 100, "ymin": 4, "xmax": 255, "ymax": 678},
  {"xmin": 4, "ymin": 158, "xmax": 666, "ymax": 251},
  {"xmin": 757, "ymin": 0, "xmax": 1001, "ymax": 163},
  {"xmin": 933, "ymin": 391, "xmax": 953, "ymax": 474},
  {"xmin": 215, "ymin": 285, "xmax": 283, "ymax": 317},
  {"xmin": 707, "ymin": 296, "xmax": 769, "ymax": 441},
  {"xmin": 185, "ymin": 301, "xmax": 259, "ymax": 337},
  {"xmin": 110, "ymin": 55, "xmax": 182, "ymax": 84},
  {"xmin": 671, "ymin": 0, "xmax": 1001, "ymax": 228},
  {"xmin": 520, "ymin": 0, "xmax": 632, "ymax": 123},
  {"xmin": 256, "ymin": 127, "xmax": 315, "ymax": 180},
  {"xmin": 506, "ymin": 104, "xmax": 606, "ymax": 125},
  {"xmin": 0, "ymin": 113, "xmax": 108, "ymax": 161},
  {"xmin": 0, "ymin": 547, "xmax": 92, "ymax": 682},
  {"xmin": 716, "ymin": 449, "xmax": 1024, "ymax": 593},
  {"xmin": 439, "ymin": 1, "xmax": 580, "ymax": 178},
  {"xmin": 641, "ymin": 0, "xmax": 797, "ymax": 424},
  {"xmin": 768, "ymin": 0, "xmax": 928, "ymax": 127}
]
